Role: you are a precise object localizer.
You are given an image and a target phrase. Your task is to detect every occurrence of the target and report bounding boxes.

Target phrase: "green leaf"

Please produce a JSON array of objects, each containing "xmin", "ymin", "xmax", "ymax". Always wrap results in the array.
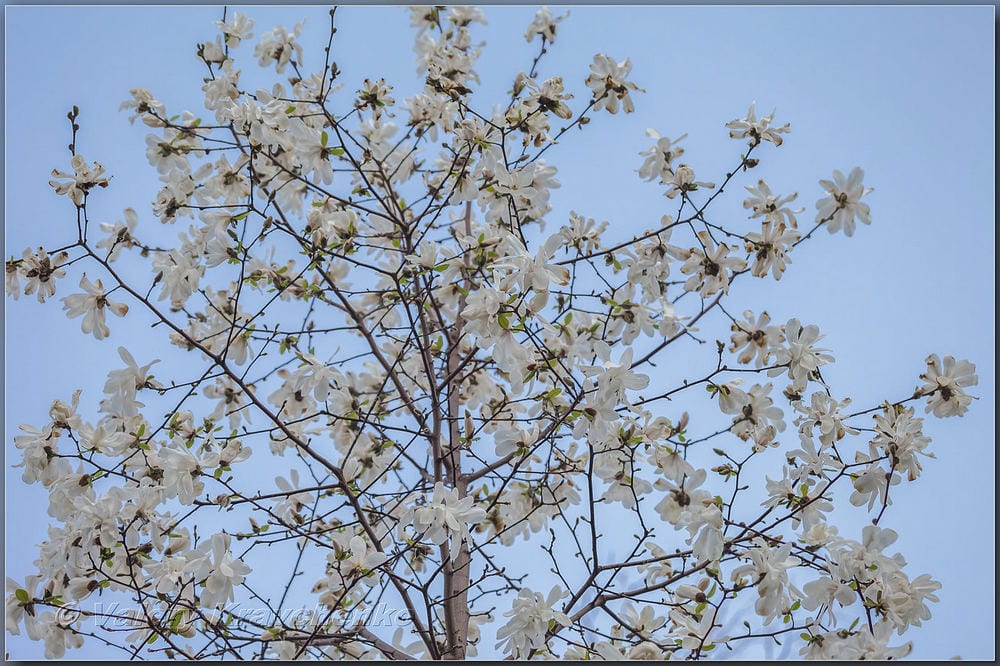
[
  {"xmin": 321, "ymin": 131, "xmax": 329, "ymax": 147},
  {"xmin": 15, "ymin": 589, "xmax": 29, "ymax": 603}
]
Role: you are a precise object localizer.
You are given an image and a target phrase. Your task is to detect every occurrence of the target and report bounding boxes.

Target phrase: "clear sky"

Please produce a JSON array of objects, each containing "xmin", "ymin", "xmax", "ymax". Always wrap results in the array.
[{"xmin": 4, "ymin": 4, "xmax": 995, "ymax": 660}]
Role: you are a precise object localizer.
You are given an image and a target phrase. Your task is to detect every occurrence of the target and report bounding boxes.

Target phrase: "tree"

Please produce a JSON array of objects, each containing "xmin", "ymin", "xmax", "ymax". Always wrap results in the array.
[{"xmin": 4, "ymin": 5, "xmax": 983, "ymax": 660}]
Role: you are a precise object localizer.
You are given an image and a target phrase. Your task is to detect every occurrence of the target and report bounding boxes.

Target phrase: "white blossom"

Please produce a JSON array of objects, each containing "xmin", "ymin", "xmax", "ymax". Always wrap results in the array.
[
  {"xmin": 919, "ymin": 354, "xmax": 977, "ymax": 417},
  {"xmin": 411, "ymin": 483, "xmax": 485, "ymax": 559},
  {"xmin": 816, "ymin": 167, "xmax": 872, "ymax": 236},
  {"xmin": 495, "ymin": 586, "xmax": 570, "ymax": 658}
]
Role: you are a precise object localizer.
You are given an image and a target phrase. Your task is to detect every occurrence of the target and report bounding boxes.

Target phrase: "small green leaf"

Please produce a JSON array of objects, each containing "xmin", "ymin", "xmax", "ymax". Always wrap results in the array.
[
  {"xmin": 321, "ymin": 131, "xmax": 329, "ymax": 147},
  {"xmin": 15, "ymin": 589, "xmax": 29, "ymax": 603}
]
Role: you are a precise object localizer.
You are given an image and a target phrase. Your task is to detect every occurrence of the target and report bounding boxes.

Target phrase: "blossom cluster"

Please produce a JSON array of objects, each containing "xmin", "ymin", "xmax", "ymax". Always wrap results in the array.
[{"xmin": 5, "ymin": 5, "xmax": 979, "ymax": 661}]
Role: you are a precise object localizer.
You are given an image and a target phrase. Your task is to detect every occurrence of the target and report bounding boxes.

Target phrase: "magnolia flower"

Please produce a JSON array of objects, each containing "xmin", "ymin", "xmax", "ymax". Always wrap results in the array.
[
  {"xmin": 728, "ymin": 383, "xmax": 787, "ymax": 446},
  {"xmin": 61, "ymin": 274, "xmax": 128, "ymax": 340},
  {"xmin": 100, "ymin": 346, "xmax": 159, "ymax": 421},
  {"xmin": 725, "ymin": 101, "xmax": 790, "ymax": 147},
  {"xmin": 17, "ymin": 247, "xmax": 67, "ymax": 303},
  {"xmin": 638, "ymin": 128, "xmax": 686, "ymax": 184},
  {"xmin": 742, "ymin": 179, "xmax": 802, "ymax": 228},
  {"xmin": 841, "ymin": 620, "xmax": 913, "ymax": 659},
  {"xmin": 662, "ymin": 163, "xmax": 715, "ymax": 199},
  {"xmin": 729, "ymin": 310, "xmax": 783, "ymax": 367},
  {"xmin": 356, "ymin": 78, "xmax": 395, "ymax": 119},
  {"xmin": 156, "ymin": 444, "xmax": 217, "ymax": 505},
  {"xmin": 96, "ymin": 208, "xmax": 139, "ymax": 261},
  {"xmin": 585, "ymin": 54, "xmax": 642, "ymax": 114},
  {"xmin": 215, "ymin": 12, "xmax": 254, "ymax": 48},
  {"xmin": 6, "ymin": 576, "xmax": 43, "ymax": 637},
  {"xmin": 794, "ymin": 392, "xmax": 858, "ymax": 446},
  {"xmin": 28, "ymin": 611, "xmax": 85, "ymax": 658},
  {"xmin": 560, "ymin": 211, "xmax": 607, "ymax": 254},
  {"xmin": 412, "ymin": 482, "xmax": 485, "ymax": 559},
  {"xmin": 499, "ymin": 233, "xmax": 570, "ymax": 312},
  {"xmin": 679, "ymin": 231, "xmax": 747, "ymax": 297},
  {"xmin": 870, "ymin": 404, "xmax": 931, "ymax": 481},
  {"xmin": 14, "ymin": 423, "xmax": 71, "ymax": 486},
  {"xmin": 152, "ymin": 246, "xmax": 203, "ymax": 308},
  {"xmin": 493, "ymin": 423, "xmax": 540, "ymax": 458},
  {"xmin": 524, "ymin": 6, "xmax": 568, "ymax": 43},
  {"xmin": 254, "ymin": 21, "xmax": 304, "ymax": 73},
  {"xmin": 119, "ymin": 88, "xmax": 166, "ymax": 126},
  {"xmin": 336, "ymin": 535, "xmax": 388, "ymax": 585},
  {"xmin": 801, "ymin": 574, "xmax": 857, "ymax": 625},
  {"xmin": 76, "ymin": 420, "xmax": 130, "ymax": 456},
  {"xmin": 850, "ymin": 460, "xmax": 900, "ymax": 510},
  {"xmin": 49, "ymin": 154, "xmax": 110, "ymax": 206},
  {"xmin": 816, "ymin": 167, "xmax": 872, "ymax": 236},
  {"xmin": 768, "ymin": 318, "xmax": 834, "ymax": 391},
  {"xmin": 619, "ymin": 602, "xmax": 666, "ymax": 638},
  {"xmin": 580, "ymin": 345, "xmax": 650, "ymax": 407},
  {"xmin": 199, "ymin": 533, "xmax": 252, "ymax": 610},
  {"xmin": 919, "ymin": 354, "xmax": 977, "ymax": 417},
  {"xmin": 731, "ymin": 538, "xmax": 801, "ymax": 625},
  {"xmin": 800, "ymin": 622, "xmax": 912, "ymax": 660},
  {"xmin": 745, "ymin": 220, "xmax": 800, "ymax": 280},
  {"xmin": 668, "ymin": 606, "xmax": 720, "ymax": 651},
  {"xmin": 787, "ymin": 435, "xmax": 842, "ymax": 479},
  {"xmin": 875, "ymin": 570, "xmax": 941, "ymax": 632},
  {"xmin": 272, "ymin": 469, "xmax": 313, "ymax": 522},
  {"xmin": 495, "ymin": 586, "xmax": 570, "ymax": 658}
]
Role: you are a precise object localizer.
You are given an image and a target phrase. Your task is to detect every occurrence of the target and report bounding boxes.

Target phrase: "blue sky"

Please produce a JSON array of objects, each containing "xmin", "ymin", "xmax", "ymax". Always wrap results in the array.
[{"xmin": 4, "ymin": 4, "xmax": 995, "ymax": 660}]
